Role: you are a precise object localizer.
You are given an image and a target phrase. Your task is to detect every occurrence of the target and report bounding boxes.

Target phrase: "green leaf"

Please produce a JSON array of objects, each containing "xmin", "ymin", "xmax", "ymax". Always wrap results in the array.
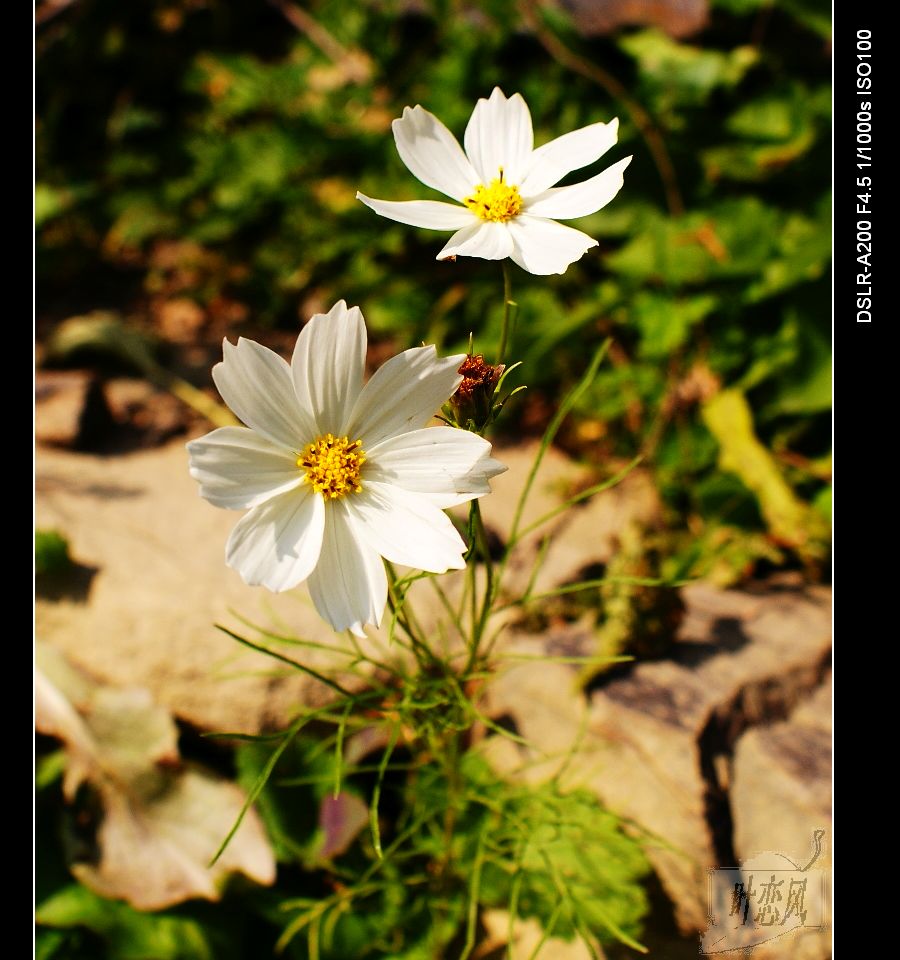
[
  {"xmin": 462, "ymin": 756, "xmax": 649, "ymax": 947},
  {"xmin": 607, "ymin": 200, "xmax": 781, "ymax": 285},
  {"xmin": 812, "ymin": 486, "xmax": 832, "ymax": 525},
  {"xmin": 766, "ymin": 350, "xmax": 831, "ymax": 417},
  {"xmin": 780, "ymin": 0, "xmax": 831, "ymax": 38},
  {"xmin": 711, "ymin": 0, "xmax": 773, "ymax": 14},
  {"xmin": 620, "ymin": 30, "xmax": 759, "ymax": 105},
  {"xmin": 748, "ymin": 204, "xmax": 832, "ymax": 301},
  {"xmin": 235, "ymin": 735, "xmax": 336, "ymax": 866},
  {"xmin": 36, "ymin": 530, "xmax": 72, "ymax": 576},
  {"xmin": 632, "ymin": 292, "xmax": 718, "ymax": 358},
  {"xmin": 35, "ymin": 184, "xmax": 88, "ymax": 228},
  {"xmin": 36, "ymin": 885, "xmax": 229, "ymax": 960}
]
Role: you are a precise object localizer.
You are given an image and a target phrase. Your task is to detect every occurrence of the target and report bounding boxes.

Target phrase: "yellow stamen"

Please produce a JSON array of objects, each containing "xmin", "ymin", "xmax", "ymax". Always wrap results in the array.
[
  {"xmin": 298, "ymin": 434, "xmax": 366, "ymax": 499},
  {"xmin": 464, "ymin": 171, "xmax": 523, "ymax": 223}
]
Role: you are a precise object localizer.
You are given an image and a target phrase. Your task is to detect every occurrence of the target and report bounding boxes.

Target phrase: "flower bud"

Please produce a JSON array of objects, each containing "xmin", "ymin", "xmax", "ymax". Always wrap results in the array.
[{"xmin": 450, "ymin": 355, "xmax": 504, "ymax": 430}]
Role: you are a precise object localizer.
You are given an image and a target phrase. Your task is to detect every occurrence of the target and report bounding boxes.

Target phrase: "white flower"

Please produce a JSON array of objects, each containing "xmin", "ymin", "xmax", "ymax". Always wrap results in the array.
[
  {"xmin": 357, "ymin": 87, "xmax": 631, "ymax": 276},
  {"xmin": 187, "ymin": 302, "xmax": 505, "ymax": 637}
]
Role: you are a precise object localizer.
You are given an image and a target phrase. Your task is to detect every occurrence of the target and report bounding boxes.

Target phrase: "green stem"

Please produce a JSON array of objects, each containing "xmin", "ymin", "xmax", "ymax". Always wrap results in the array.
[
  {"xmin": 497, "ymin": 260, "xmax": 516, "ymax": 366},
  {"xmin": 466, "ymin": 500, "xmax": 494, "ymax": 673},
  {"xmin": 385, "ymin": 563, "xmax": 432, "ymax": 666}
]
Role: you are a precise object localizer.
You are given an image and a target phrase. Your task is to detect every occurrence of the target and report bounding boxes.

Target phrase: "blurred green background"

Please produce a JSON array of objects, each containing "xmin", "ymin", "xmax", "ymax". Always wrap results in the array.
[{"xmin": 36, "ymin": 0, "xmax": 831, "ymax": 587}]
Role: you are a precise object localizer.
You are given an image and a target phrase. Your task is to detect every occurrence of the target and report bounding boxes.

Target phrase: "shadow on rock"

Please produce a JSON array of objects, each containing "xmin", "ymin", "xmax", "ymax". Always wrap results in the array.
[{"xmin": 36, "ymin": 562, "xmax": 99, "ymax": 603}]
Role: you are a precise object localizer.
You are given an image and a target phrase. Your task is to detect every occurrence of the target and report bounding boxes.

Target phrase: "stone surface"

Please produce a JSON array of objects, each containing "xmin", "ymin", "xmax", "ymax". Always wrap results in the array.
[
  {"xmin": 481, "ymin": 576, "xmax": 831, "ymax": 934},
  {"xmin": 725, "ymin": 676, "xmax": 831, "ymax": 960},
  {"xmin": 36, "ymin": 422, "xmax": 832, "ymax": 946},
  {"xmin": 587, "ymin": 577, "xmax": 831, "ymax": 932},
  {"xmin": 732, "ymin": 677, "xmax": 831, "ymax": 861},
  {"xmin": 35, "ymin": 370, "xmax": 106, "ymax": 448},
  {"xmin": 479, "ymin": 909, "xmax": 600, "ymax": 959},
  {"xmin": 36, "ymin": 370, "xmax": 192, "ymax": 452},
  {"xmin": 35, "ymin": 433, "xmax": 656, "ymax": 734},
  {"xmin": 481, "ymin": 441, "xmax": 661, "ymax": 598},
  {"xmin": 477, "ymin": 440, "xmax": 590, "ymax": 544},
  {"xmin": 35, "ymin": 438, "xmax": 390, "ymax": 734}
]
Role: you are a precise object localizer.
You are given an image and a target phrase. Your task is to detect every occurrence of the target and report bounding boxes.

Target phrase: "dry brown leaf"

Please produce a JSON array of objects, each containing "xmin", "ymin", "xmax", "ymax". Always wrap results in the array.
[
  {"xmin": 35, "ymin": 643, "xmax": 275, "ymax": 910},
  {"xmin": 702, "ymin": 389, "xmax": 829, "ymax": 564},
  {"xmin": 72, "ymin": 767, "xmax": 276, "ymax": 910},
  {"xmin": 555, "ymin": 0, "xmax": 708, "ymax": 39}
]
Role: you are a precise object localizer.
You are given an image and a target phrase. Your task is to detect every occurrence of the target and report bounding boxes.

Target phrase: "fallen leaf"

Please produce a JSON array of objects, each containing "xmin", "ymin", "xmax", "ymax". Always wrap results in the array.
[
  {"xmin": 316, "ymin": 791, "xmax": 369, "ymax": 861},
  {"xmin": 73, "ymin": 767, "xmax": 276, "ymax": 910},
  {"xmin": 559, "ymin": 0, "xmax": 708, "ymax": 39},
  {"xmin": 35, "ymin": 643, "xmax": 275, "ymax": 910},
  {"xmin": 701, "ymin": 389, "xmax": 829, "ymax": 564}
]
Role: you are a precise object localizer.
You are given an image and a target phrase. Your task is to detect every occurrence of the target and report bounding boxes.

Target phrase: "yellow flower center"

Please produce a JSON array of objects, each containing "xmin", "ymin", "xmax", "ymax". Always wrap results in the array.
[
  {"xmin": 464, "ymin": 173, "xmax": 523, "ymax": 223},
  {"xmin": 298, "ymin": 434, "xmax": 366, "ymax": 499}
]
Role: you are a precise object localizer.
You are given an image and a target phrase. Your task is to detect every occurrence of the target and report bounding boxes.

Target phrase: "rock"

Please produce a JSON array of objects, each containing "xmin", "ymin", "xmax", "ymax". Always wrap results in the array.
[
  {"xmin": 104, "ymin": 378, "xmax": 192, "ymax": 448},
  {"xmin": 35, "ymin": 433, "xmax": 602, "ymax": 734},
  {"xmin": 586, "ymin": 577, "xmax": 830, "ymax": 932},
  {"xmin": 523, "ymin": 470, "xmax": 662, "ymax": 602},
  {"xmin": 590, "ymin": 582, "xmax": 831, "ymax": 930},
  {"xmin": 35, "ymin": 370, "xmax": 115, "ymax": 449},
  {"xmin": 480, "ymin": 909, "xmax": 601, "ymax": 959},
  {"xmin": 35, "ymin": 438, "xmax": 389, "ymax": 734},
  {"xmin": 478, "ymin": 620, "xmax": 594, "ymax": 787},
  {"xmin": 481, "ymin": 576, "xmax": 831, "ymax": 934},
  {"xmin": 732, "ymin": 678, "xmax": 831, "ymax": 859},
  {"xmin": 37, "ymin": 371, "xmax": 193, "ymax": 452},
  {"xmin": 725, "ymin": 676, "xmax": 831, "ymax": 960},
  {"xmin": 484, "ymin": 441, "xmax": 661, "ymax": 598},
  {"xmin": 478, "ymin": 440, "xmax": 591, "ymax": 546}
]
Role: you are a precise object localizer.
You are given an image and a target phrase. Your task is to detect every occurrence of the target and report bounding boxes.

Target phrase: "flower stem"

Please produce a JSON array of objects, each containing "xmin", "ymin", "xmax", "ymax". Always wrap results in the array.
[
  {"xmin": 465, "ymin": 500, "xmax": 494, "ymax": 673},
  {"xmin": 385, "ymin": 563, "xmax": 432, "ymax": 666},
  {"xmin": 496, "ymin": 260, "xmax": 516, "ymax": 366}
]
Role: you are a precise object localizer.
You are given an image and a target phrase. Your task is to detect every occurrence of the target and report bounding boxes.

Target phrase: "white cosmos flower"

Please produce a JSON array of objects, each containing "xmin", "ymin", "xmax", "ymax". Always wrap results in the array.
[
  {"xmin": 356, "ymin": 87, "xmax": 632, "ymax": 275},
  {"xmin": 187, "ymin": 301, "xmax": 505, "ymax": 637}
]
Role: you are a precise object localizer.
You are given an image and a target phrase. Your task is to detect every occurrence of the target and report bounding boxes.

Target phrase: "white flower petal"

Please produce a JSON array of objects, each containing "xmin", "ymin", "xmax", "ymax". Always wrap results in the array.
[
  {"xmin": 306, "ymin": 502, "xmax": 387, "ymax": 637},
  {"xmin": 507, "ymin": 216, "xmax": 598, "ymax": 275},
  {"xmin": 346, "ymin": 482, "xmax": 467, "ymax": 573},
  {"xmin": 346, "ymin": 346, "xmax": 464, "ymax": 448},
  {"xmin": 187, "ymin": 427, "xmax": 303, "ymax": 510},
  {"xmin": 392, "ymin": 105, "xmax": 481, "ymax": 201},
  {"xmin": 436, "ymin": 221, "xmax": 514, "ymax": 262},
  {"xmin": 355, "ymin": 195, "xmax": 475, "ymax": 230},
  {"xmin": 524, "ymin": 156, "xmax": 632, "ymax": 219},
  {"xmin": 225, "ymin": 486, "xmax": 324, "ymax": 592},
  {"xmin": 366, "ymin": 427, "xmax": 506, "ymax": 508},
  {"xmin": 291, "ymin": 300, "xmax": 366, "ymax": 436},
  {"xmin": 519, "ymin": 118, "xmax": 620, "ymax": 196},
  {"xmin": 464, "ymin": 87, "xmax": 533, "ymax": 185},
  {"xmin": 213, "ymin": 338, "xmax": 315, "ymax": 452}
]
